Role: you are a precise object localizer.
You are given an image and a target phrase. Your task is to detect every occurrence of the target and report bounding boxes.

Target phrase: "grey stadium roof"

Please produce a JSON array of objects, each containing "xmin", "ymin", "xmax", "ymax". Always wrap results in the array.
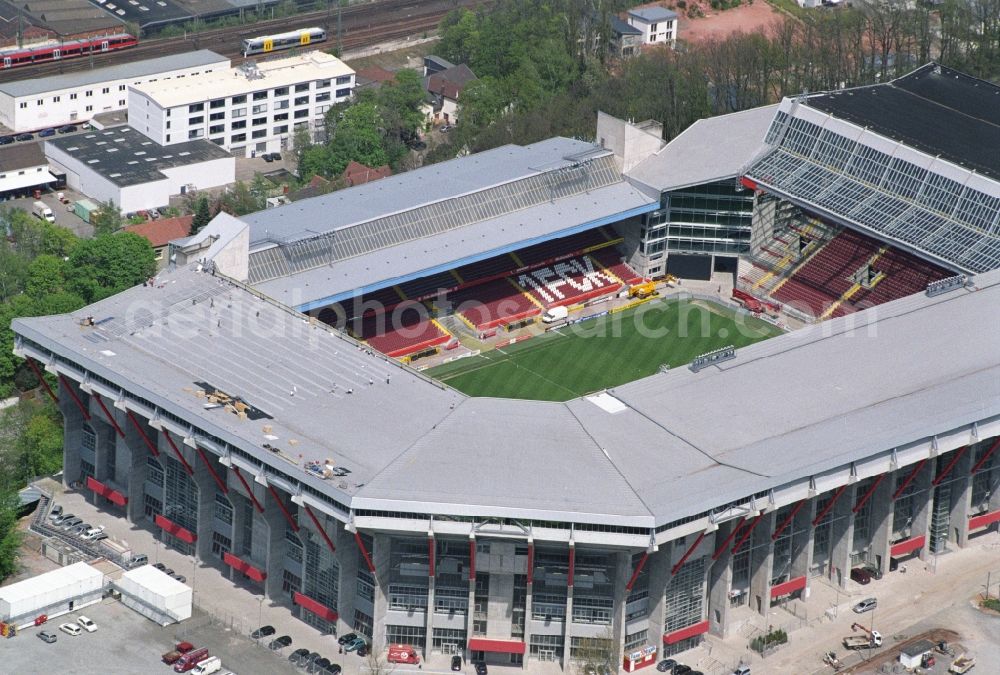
[
  {"xmin": 0, "ymin": 50, "xmax": 227, "ymax": 98},
  {"xmin": 46, "ymin": 126, "xmax": 231, "ymax": 187},
  {"xmin": 627, "ymin": 104, "xmax": 778, "ymax": 192},
  {"xmin": 13, "ymin": 263, "xmax": 1000, "ymax": 527}
]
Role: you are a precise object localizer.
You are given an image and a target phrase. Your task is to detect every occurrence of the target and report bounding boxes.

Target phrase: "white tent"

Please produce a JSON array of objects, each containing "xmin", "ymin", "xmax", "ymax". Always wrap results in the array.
[
  {"xmin": 117, "ymin": 566, "xmax": 192, "ymax": 625},
  {"xmin": 0, "ymin": 562, "xmax": 104, "ymax": 627}
]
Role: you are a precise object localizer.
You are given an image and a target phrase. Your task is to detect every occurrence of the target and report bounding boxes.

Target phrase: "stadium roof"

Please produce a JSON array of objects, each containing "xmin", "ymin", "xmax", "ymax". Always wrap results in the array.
[
  {"xmin": 0, "ymin": 50, "xmax": 228, "ymax": 98},
  {"xmin": 14, "ymin": 264, "xmax": 1000, "ymax": 527},
  {"xmin": 627, "ymin": 104, "xmax": 778, "ymax": 192},
  {"xmin": 806, "ymin": 63, "xmax": 1000, "ymax": 183},
  {"xmin": 240, "ymin": 138, "xmax": 659, "ymax": 309}
]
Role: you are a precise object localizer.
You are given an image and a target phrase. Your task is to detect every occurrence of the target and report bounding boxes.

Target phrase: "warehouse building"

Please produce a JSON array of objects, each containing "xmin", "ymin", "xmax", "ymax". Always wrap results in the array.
[
  {"xmin": 128, "ymin": 51, "xmax": 355, "ymax": 158},
  {"xmin": 44, "ymin": 126, "xmax": 234, "ymax": 214},
  {"xmin": 0, "ymin": 50, "xmax": 228, "ymax": 133},
  {"xmin": 0, "ymin": 142, "xmax": 59, "ymax": 199}
]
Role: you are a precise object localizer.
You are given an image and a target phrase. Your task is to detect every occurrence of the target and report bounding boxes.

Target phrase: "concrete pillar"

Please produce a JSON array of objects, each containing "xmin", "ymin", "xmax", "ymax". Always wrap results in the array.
[
  {"xmin": 486, "ymin": 541, "xmax": 514, "ymax": 638},
  {"xmin": 260, "ymin": 488, "xmax": 288, "ymax": 601},
  {"xmin": 189, "ymin": 454, "xmax": 218, "ymax": 563},
  {"xmin": 523, "ymin": 544, "xmax": 535, "ymax": 664},
  {"xmin": 708, "ymin": 521, "xmax": 738, "ymax": 639},
  {"xmin": 610, "ymin": 551, "xmax": 630, "ymax": 661},
  {"xmin": 910, "ymin": 463, "xmax": 933, "ymax": 562},
  {"xmin": 645, "ymin": 544, "xmax": 671, "ymax": 648},
  {"xmin": 828, "ymin": 484, "xmax": 858, "ymax": 588},
  {"xmin": 948, "ymin": 449, "xmax": 975, "ymax": 548},
  {"xmin": 466, "ymin": 538, "xmax": 476, "ymax": 659},
  {"xmin": 425, "ymin": 536, "xmax": 435, "ymax": 657},
  {"xmin": 789, "ymin": 499, "xmax": 815, "ymax": 583},
  {"xmin": 748, "ymin": 512, "xmax": 776, "ymax": 616},
  {"xmin": 562, "ymin": 543, "xmax": 574, "ymax": 672},
  {"xmin": 120, "ymin": 412, "xmax": 152, "ymax": 524},
  {"xmin": 372, "ymin": 533, "xmax": 392, "ymax": 648},
  {"xmin": 335, "ymin": 523, "xmax": 360, "ymax": 639},
  {"xmin": 88, "ymin": 413, "xmax": 115, "ymax": 508},
  {"xmin": 58, "ymin": 378, "xmax": 84, "ymax": 486},
  {"xmin": 867, "ymin": 475, "xmax": 893, "ymax": 575}
]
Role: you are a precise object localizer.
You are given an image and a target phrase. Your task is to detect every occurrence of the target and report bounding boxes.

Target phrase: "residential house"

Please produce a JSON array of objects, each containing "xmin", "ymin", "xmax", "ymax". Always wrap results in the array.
[
  {"xmin": 342, "ymin": 161, "xmax": 392, "ymax": 187},
  {"xmin": 423, "ymin": 63, "xmax": 477, "ymax": 126},
  {"xmin": 627, "ymin": 6, "xmax": 679, "ymax": 47},
  {"xmin": 123, "ymin": 214, "xmax": 194, "ymax": 268}
]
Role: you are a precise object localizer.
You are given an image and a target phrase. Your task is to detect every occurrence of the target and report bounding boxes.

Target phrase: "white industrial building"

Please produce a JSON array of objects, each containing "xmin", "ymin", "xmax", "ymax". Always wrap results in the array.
[
  {"xmin": 0, "ymin": 562, "xmax": 104, "ymax": 628},
  {"xmin": 0, "ymin": 51, "xmax": 229, "ymax": 134},
  {"xmin": 44, "ymin": 126, "xmax": 235, "ymax": 214},
  {"xmin": 116, "ymin": 566, "xmax": 192, "ymax": 625},
  {"xmin": 0, "ymin": 142, "xmax": 59, "ymax": 199},
  {"xmin": 128, "ymin": 50, "xmax": 355, "ymax": 158}
]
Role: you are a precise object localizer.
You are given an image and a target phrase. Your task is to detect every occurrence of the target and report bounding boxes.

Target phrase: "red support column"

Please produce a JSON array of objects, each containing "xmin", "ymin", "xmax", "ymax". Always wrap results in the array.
[
  {"xmin": 771, "ymin": 500, "xmax": 805, "ymax": 541},
  {"xmin": 195, "ymin": 445, "xmax": 228, "ymax": 494},
  {"xmin": 971, "ymin": 438, "xmax": 1000, "ymax": 475},
  {"xmin": 567, "ymin": 545, "xmax": 575, "ymax": 588},
  {"xmin": 266, "ymin": 483, "xmax": 300, "ymax": 532},
  {"xmin": 812, "ymin": 484, "xmax": 848, "ymax": 526},
  {"xmin": 428, "ymin": 537, "xmax": 436, "ymax": 578},
  {"xmin": 58, "ymin": 374, "xmax": 90, "ymax": 420},
  {"xmin": 933, "ymin": 446, "xmax": 968, "ymax": 486},
  {"xmin": 304, "ymin": 505, "xmax": 337, "ymax": 554},
  {"xmin": 853, "ymin": 473, "xmax": 887, "ymax": 513},
  {"xmin": 625, "ymin": 552, "xmax": 649, "ymax": 592},
  {"xmin": 354, "ymin": 531, "xmax": 376, "ymax": 574},
  {"xmin": 161, "ymin": 430, "xmax": 194, "ymax": 476},
  {"xmin": 526, "ymin": 543, "xmax": 534, "ymax": 585},
  {"xmin": 232, "ymin": 466, "xmax": 264, "ymax": 513},
  {"xmin": 893, "ymin": 459, "xmax": 927, "ymax": 500},
  {"xmin": 93, "ymin": 394, "xmax": 125, "ymax": 438},
  {"xmin": 712, "ymin": 517, "xmax": 746, "ymax": 560},
  {"xmin": 26, "ymin": 358, "xmax": 58, "ymax": 404},
  {"xmin": 672, "ymin": 530, "xmax": 706, "ymax": 575},
  {"xmin": 731, "ymin": 513, "xmax": 764, "ymax": 554},
  {"xmin": 126, "ymin": 411, "xmax": 159, "ymax": 457},
  {"xmin": 469, "ymin": 539, "xmax": 476, "ymax": 581}
]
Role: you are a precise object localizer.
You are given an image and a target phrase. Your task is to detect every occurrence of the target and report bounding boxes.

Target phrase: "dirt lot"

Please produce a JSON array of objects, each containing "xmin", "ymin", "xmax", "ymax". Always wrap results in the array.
[{"xmin": 678, "ymin": 1, "xmax": 786, "ymax": 44}]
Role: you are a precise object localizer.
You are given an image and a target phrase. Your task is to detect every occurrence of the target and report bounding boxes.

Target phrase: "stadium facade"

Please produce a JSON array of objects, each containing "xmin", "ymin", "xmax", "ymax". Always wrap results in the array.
[{"xmin": 11, "ymin": 64, "xmax": 1000, "ymax": 668}]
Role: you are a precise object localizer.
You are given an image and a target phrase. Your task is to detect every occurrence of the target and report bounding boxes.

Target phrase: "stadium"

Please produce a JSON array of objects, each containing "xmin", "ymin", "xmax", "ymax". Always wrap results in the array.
[{"xmin": 11, "ymin": 63, "xmax": 1000, "ymax": 669}]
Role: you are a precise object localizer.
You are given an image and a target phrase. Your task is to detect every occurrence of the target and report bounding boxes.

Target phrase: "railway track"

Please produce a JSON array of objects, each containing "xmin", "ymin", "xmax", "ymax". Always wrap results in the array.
[{"xmin": 0, "ymin": 0, "xmax": 482, "ymax": 83}]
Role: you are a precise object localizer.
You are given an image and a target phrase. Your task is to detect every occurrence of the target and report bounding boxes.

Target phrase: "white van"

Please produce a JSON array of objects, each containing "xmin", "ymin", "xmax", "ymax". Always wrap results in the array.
[
  {"xmin": 541, "ymin": 306, "xmax": 568, "ymax": 323},
  {"xmin": 192, "ymin": 656, "xmax": 222, "ymax": 675},
  {"xmin": 32, "ymin": 200, "xmax": 55, "ymax": 223}
]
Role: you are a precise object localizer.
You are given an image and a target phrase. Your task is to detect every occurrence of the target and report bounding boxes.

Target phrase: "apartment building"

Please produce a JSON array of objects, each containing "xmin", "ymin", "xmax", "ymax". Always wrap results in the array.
[
  {"xmin": 0, "ymin": 51, "xmax": 229, "ymax": 133},
  {"xmin": 128, "ymin": 51, "xmax": 355, "ymax": 158},
  {"xmin": 626, "ymin": 7, "xmax": 678, "ymax": 47}
]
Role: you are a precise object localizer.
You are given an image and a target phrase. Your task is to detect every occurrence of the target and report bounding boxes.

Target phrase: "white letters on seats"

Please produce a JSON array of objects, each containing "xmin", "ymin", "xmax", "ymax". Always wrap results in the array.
[{"xmin": 516, "ymin": 256, "xmax": 618, "ymax": 304}]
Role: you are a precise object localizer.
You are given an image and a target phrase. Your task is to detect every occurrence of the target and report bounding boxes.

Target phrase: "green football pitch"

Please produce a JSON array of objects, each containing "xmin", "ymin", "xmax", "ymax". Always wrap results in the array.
[{"xmin": 426, "ymin": 299, "xmax": 784, "ymax": 402}]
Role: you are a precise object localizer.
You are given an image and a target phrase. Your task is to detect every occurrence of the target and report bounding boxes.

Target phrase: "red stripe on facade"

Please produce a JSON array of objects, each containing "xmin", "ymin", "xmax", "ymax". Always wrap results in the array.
[
  {"xmin": 195, "ymin": 446, "xmax": 228, "ymax": 494},
  {"xmin": 853, "ymin": 473, "xmax": 887, "ymax": 513},
  {"xmin": 428, "ymin": 537, "xmax": 435, "ymax": 578},
  {"xmin": 354, "ymin": 531, "xmax": 376, "ymax": 574},
  {"xmin": 663, "ymin": 619, "xmax": 709, "ymax": 645},
  {"xmin": 812, "ymin": 484, "xmax": 848, "ymax": 526},
  {"xmin": 232, "ymin": 466, "xmax": 264, "ymax": 513},
  {"xmin": 467, "ymin": 638, "xmax": 526, "ymax": 654},
  {"xmin": 712, "ymin": 517, "xmax": 746, "ymax": 560},
  {"xmin": 26, "ymin": 358, "xmax": 58, "ymax": 403},
  {"xmin": 93, "ymin": 394, "xmax": 125, "ymax": 438},
  {"xmin": 740, "ymin": 177, "xmax": 758, "ymax": 192},
  {"xmin": 59, "ymin": 374, "xmax": 90, "ymax": 420},
  {"xmin": 969, "ymin": 509, "xmax": 1000, "ymax": 530},
  {"xmin": 293, "ymin": 592, "xmax": 337, "ymax": 621},
  {"xmin": 85, "ymin": 476, "xmax": 127, "ymax": 506},
  {"xmin": 568, "ymin": 545, "xmax": 575, "ymax": 588},
  {"xmin": 933, "ymin": 446, "xmax": 968, "ymax": 486},
  {"xmin": 161, "ymin": 430, "xmax": 194, "ymax": 476},
  {"xmin": 731, "ymin": 513, "xmax": 764, "ymax": 554},
  {"xmin": 155, "ymin": 514, "xmax": 196, "ymax": 543},
  {"xmin": 526, "ymin": 543, "xmax": 534, "ymax": 585},
  {"xmin": 770, "ymin": 575, "xmax": 806, "ymax": 599},
  {"xmin": 469, "ymin": 539, "xmax": 476, "ymax": 581},
  {"xmin": 771, "ymin": 500, "xmax": 805, "ymax": 541},
  {"xmin": 970, "ymin": 438, "xmax": 1000, "ymax": 475},
  {"xmin": 626, "ymin": 552, "xmax": 649, "ymax": 592},
  {"xmin": 893, "ymin": 459, "xmax": 927, "ymax": 500},
  {"xmin": 304, "ymin": 505, "xmax": 337, "ymax": 554},
  {"xmin": 223, "ymin": 551, "xmax": 266, "ymax": 582},
  {"xmin": 126, "ymin": 411, "xmax": 159, "ymax": 456},
  {"xmin": 671, "ymin": 531, "xmax": 705, "ymax": 575},
  {"xmin": 890, "ymin": 535, "xmax": 925, "ymax": 557},
  {"xmin": 266, "ymin": 483, "xmax": 300, "ymax": 532}
]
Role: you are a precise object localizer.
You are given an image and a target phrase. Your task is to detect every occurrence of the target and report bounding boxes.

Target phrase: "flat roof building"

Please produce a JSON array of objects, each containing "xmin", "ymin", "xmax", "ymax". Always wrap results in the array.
[
  {"xmin": 0, "ymin": 50, "xmax": 228, "ymax": 133},
  {"xmin": 45, "ymin": 126, "xmax": 234, "ymax": 213},
  {"xmin": 129, "ymin": 50, "xmax": 355, "ymax": 158},
  {"xmin": 0, "ymin": 142, "xmax": 58, "ymax": 199}
]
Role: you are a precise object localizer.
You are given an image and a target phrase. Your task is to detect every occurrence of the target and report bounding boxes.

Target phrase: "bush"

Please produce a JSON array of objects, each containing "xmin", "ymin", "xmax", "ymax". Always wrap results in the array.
[
  {"xmin": 677, "ymin": 0, "xmax": 687, "ymax": 7},
  {"xmin": 750, "ymin": 628, "xmax": 788, "ymax": 653},
  {"xmin": 982, "ymin": 597, "xmax": 1000, "ymax": 612}
]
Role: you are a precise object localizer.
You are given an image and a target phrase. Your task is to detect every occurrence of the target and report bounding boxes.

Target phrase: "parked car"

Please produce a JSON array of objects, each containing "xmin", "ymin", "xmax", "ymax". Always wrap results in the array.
[
  {"xmin": 357, "ymin": 644, "xmax": 368, "ymax": 657},
  {"xmin": 343, "ymin": 637, "xmax": 366, "ymax": 653},
  {"xmin": 91, "ymin": 532, "xmax": 108, "ymax": 542},
  {"xmin": 163, "ymin": 568, "xmax": 175, "ymax": 576},
  {"xmin": 289, "ymin": 648, "xmax": 309, "ymax": 664},
  {"xmin": 308, "ymin": 658, "xmax": 330, "ymax": 674},
  {"xmin": 323, "ymin": 663, "xmax": 341, "ymax": 675},
  {"xmin": 732, "ymin": 666, "xmax": 751, "ymax": 675},
  {"xmin": 251, "ymin": 625, "xmax": 275, "ymax": 639},
  {"xmin": 268, "ymin": 635, "xmax": 292, "ymax": 650},
  {"xmin": 336, "ymin": 633, "xmax": 357, "ymax": 645},
  {"xmin": 191, "ymin": 656, "xmax": 222, "ymax": 675},
  {"xmin": 853, "ymin": 597, "xmax": 878, "ymax": 613},
  {"xmin": 850, "ymin": 567, "xmax": 872, "ymax": 585},
  {"xmin": 173, "ymin": 647, "xmax": 210, "ymax": 672},
  {"xmin": 673, "ymin": 666, "xmax": 692, "ymax": 675},
  {"xmin": 300, "ymin": 652, "xmax": 320, "ymax": 668},
  {"xmin": 38, "ymin": 630, "xmax": 57, "ymax": 643},
  {"xmin": 162, "ymin": 642, "xmax": 196, "ymax": 664},
  {"xmin": 129, "ymin": 553, "xmax": 148, "ymax": 567},
  {"xmin": 80, "ymin": 526, "xmax": 105, "ymax": 541},
  {"xmin": 657, "ymin": 659, "xmax": 677, "ymax": 673},
  {"xmin": 14, "ymin": 133, "xmax": 34, "ymax": 142},
  {"xmin": 76, "ymin": 615, "xmax": 97, "ymax": 632},
  {"xmin": 52, "ymin": 512, "xmax": 74, "ymax": 525},
  {"xmin": 59, "ymin": 622, "xmax": 81, "ymax": 636},
  {"xmin": 69, "ymin": 523, "xmax": 89, "ymax": 536},
  {"xmin": 263, "ymin": 153, "xmax": 274, "ymax": 163},
  {"xmin": 58, "ymin": 125, "xmax": 78, "ymax": 134},
  {"xmin": 862, "ymin": 562, "xmax": 883, "ymax": 580},
  {"xmin": 48, "ymin": 504, "xmax": 63, "ymax": 520},
  {"xmin": 61, "ymin": 516, "xmax": 83, "ymax": 530},
  {"xmin": 440, "ymin": 124, "xmax": 454, "ymax": 133},
  {"xmin": 451, "ymin": 655, "xmax": 463, "ymax": 671},
  {"xmin": 474, "ymin": 662, "xmax": 488, "ymax": 675},
  {"xmin": 38, "ymin": 128, "xmax": 56, "ymax": 137},
  {"xmin": 172, "ymin": 574, "xmax": 187, "ymax": 583},
  {"xmin": 0, "ymin": 135, "xmax": 14, "ymax": 145}
]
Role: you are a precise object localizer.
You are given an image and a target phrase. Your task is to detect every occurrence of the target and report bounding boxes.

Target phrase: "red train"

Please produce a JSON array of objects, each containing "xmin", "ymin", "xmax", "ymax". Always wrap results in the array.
[{"xmin": 1, "ymin": 33, "xmax": 138, "ymax": 69}]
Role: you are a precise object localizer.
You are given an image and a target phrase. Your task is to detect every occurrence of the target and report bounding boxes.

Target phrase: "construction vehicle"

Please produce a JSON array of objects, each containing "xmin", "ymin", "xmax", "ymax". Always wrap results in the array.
[
  {"xmin": 822, "ymin": 651, "xmax": 843, "ymax": 670},
  {"xmin": 843, "ymin": 623, "xmax": 882, "ymax": 650},
  {"xmin": 949, "ymin": 654, "xmax": 975, "ymax": 673},
  {"xmin": 628, "ymin": 281, "xmax": 658, "ymax": 299},
  {"xmin": 937, "ymin": 641, "xmax": 956, "ymax": 657}
]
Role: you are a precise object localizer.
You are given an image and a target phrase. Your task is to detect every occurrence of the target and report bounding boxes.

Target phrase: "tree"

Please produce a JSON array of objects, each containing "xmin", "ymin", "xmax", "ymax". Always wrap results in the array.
[
  {"xmin": 291, "ymin": 125, "xmax": 313, "ymax": 171},
  {"xmin": 67, "ymin": 232, "xmax": 156, "ymax": 303},
  {"xmin": 91, "ymin": 199, "xmax": 124, "ymax": 236},
  {"xmin": 0, "ymin": 489, "xmax": 20, "ymax": 580},
  {"xmin": 572, "ymin": 627, "xmax": 620, "ymax": 675},
  {"xmin": 217, "ymin": 181, "xmax": 264, "ymax": 216},
  {"xmin": 192, "ymin": 196, "xmax": 212, "ymax": 234}
]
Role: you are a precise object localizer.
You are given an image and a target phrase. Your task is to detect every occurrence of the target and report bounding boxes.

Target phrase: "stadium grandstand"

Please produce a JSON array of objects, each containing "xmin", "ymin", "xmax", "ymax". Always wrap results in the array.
[{"xmin": 9, "ymin": 62, "xmax": 1000, "ymax": 671}]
